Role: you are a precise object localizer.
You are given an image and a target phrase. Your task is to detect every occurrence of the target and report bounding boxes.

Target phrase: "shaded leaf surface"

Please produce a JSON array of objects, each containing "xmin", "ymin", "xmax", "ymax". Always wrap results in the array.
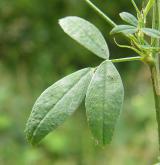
[
  {"xmin": 59, "ymin": 16, "xmax": 109, "ymax": 59},
  {"xmin": 26, "ymin": 68, "xmax": 94, "ymax": 145},
  {"xmin": 85, "ymin": 61, "xmax": 124, "ymax": 145}
]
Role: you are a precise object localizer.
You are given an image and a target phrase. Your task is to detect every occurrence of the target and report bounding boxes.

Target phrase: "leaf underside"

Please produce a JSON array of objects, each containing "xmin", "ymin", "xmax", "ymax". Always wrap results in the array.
[
  {"xmin": 25, "ymin": 68, "xmax": 94, "ymax": 145},
  {"xmin": 59, "ymin": 16, "xmax": 109, "ymax": 59},
  {"xmin": 85, "ymin": 61, "xmax": 124, "ymax": 145}
]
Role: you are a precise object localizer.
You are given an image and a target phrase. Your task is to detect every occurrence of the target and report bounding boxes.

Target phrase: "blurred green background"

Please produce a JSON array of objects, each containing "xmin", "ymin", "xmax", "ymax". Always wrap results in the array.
[{"xmin": 0, "ymin": 0, "xmax": 159, "ymax": 164}]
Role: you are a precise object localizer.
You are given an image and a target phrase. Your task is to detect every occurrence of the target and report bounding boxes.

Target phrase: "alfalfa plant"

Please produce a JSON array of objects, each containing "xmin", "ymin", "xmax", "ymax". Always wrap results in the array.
[{"xmin": 25, "ymin": 0, "xmax": 160, "ymax": 160}]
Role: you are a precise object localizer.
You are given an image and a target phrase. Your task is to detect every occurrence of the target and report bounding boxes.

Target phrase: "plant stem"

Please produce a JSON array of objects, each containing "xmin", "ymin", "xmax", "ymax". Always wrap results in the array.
[
  {"xmin": 84, "ymin": 0, "xmax": 132, "ymax": 43},
  {"xmin": 84, "ymin": 0, "xmax": 117, "ymax": 27},
  {"xmin": 150, "ymin": 63, "xmax": 160, "ymax": 151},
  {"xmin": 151, "ymin": 0, "xmax": 160, "ymax": 153},
  {"xmin": 131, "ymin": 0, "xmax": 141, "ymax": 15},
  {"xmin": 110, "ymin": 56, "xmax": 142, "ymax": 63}
]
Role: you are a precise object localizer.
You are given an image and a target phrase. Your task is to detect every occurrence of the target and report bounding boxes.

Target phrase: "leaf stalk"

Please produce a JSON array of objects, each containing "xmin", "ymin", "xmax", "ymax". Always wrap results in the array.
[{"xmin": 109, "ymin": 56, "xmax": 142, "ymax": 63}]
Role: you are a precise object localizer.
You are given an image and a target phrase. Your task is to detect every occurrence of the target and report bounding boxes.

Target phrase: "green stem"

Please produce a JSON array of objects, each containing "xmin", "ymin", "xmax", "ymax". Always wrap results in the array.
[
  {"xmin": 110, "ymin": 56, "xmax": 142, "ymax": 63},
  {"xmin": 150, "ymin": 64, "xmax": 160, "ymax": 152},
  {"xmin": 85, "ymin": 0, "xmax": 117, "ymax": 27},
  {"xmin": 151, "ymin": 0, "xmax": 160, "ymax": 154},
  {"xmin": 131, "ymin": 0, "xmax": 141, "ymax": 15},
  {"xmin": 84, "ymin": 0, "xmax": 133, "ymax": 44}
]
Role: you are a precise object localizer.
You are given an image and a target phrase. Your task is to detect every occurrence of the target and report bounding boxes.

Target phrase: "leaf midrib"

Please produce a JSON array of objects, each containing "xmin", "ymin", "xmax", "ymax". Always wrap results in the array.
[{"xmin": 102, "ymin": 64, "xmax": 107, "ymax": 145}]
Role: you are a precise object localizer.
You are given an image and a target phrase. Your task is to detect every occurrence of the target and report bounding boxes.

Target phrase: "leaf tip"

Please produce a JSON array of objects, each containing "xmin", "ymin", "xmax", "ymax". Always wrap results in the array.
[
  {"xmin": 119, "ymin": 12, "xmax": 123, "ymax": 17},
  {"xmin": 93, "ymin": 137, "xmax": 111, "ymax": 147},
  {"xmin": 26, "ymin": 132, "xmax": 41, "ymax": 146},
  {"xmin": 58, "ymin": 18, "xmax": 65, "ymax": 27},
  {"xmin": 110, "ymin": 29, "xmax": 114, "ymax": 35},
  {"xmin": 24, "ymin": 122, "xmax": 40, "ymax": 146}
]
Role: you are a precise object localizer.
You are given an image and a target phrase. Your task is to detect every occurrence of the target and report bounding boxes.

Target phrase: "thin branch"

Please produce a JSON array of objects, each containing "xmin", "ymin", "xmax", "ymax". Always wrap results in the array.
[
  {"xmin": 85, "ymin": 0, "xmax": 117, "ymax": 27},
  {"xmin": 131, "ymin": 0, "xmax": 141, "ymax": 15}
]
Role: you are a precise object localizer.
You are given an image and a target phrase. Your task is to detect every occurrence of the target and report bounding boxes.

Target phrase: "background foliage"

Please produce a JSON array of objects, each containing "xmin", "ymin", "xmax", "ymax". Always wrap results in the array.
[{"xmin": 0, "ymin": 0, "xmax": 158, "ymax": 164}]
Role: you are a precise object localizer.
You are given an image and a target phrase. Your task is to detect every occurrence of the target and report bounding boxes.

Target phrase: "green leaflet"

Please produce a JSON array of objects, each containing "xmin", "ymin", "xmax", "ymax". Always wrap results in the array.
[
  {"xmin": 85, "ymin": 61, "xmax": 124, "ymax": 145},
  {"xmin": 59, "ymin": 16, "xmax": 109, "ymax": 59},
  {"xmin": 142, "ymin": 28, "xmax": 160, "ymax": 38},
  {"xmin": 110, "ymin": 25, "xmax": 137, "ymax": 35},
  {"xmin": 25, "ymin": 68, "xmax": 94, "ymax": 145},
  {"xmin": 119, "ymin": 12, "xmax": 138, "ymax": 26}
]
